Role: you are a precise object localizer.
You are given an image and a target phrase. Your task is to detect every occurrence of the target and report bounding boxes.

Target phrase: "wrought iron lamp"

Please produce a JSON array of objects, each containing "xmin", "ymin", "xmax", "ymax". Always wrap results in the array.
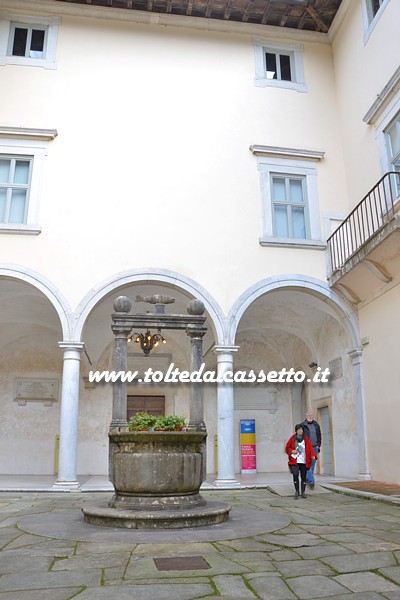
[{"xmin": 128, "ymin": 329, "xmax": 166, "ymax": 356}]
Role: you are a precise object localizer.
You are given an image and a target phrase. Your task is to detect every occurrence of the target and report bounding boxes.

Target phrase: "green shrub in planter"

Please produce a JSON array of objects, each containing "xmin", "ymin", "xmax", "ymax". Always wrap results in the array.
[
  {"xmin": 154, "ymin": 415, "xmax": 186, "ymax": 431},
  {"xmin": 128, "ymin": 412, "xmax": 158, "ymax": 431},
  {"xmin": 128, "ymin": 412, "xmax": 186, "ymax": 432}
]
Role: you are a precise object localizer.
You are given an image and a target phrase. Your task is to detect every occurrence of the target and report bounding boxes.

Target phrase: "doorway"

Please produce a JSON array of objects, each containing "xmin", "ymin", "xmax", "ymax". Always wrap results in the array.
[
  {"xmin": 127, "ymin": 395, "xmax": 165, "ymax": 421},
  {"xmin": 319, "ymin": 406, "xmax": 333, "ymax": 475}
]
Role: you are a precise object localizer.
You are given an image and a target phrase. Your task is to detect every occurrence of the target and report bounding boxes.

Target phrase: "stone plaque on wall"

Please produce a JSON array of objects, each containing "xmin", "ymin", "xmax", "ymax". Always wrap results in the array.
[
  {"xmin": 234, "ymin": 387, "xmax": 280, "ymax": 413},
  {"xmin": 328, "ymin": 357, "xmax": 343, "ymax": 381},
  {"xmin": 14, "ymin": 378, "xmax": 59, "ymax": 406}
]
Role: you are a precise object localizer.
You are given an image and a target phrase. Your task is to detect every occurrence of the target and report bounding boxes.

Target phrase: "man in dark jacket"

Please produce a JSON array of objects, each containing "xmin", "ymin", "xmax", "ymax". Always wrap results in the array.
[{"xmin": 301, "ymin": 411, "xmax": 321, "ymax": 489}]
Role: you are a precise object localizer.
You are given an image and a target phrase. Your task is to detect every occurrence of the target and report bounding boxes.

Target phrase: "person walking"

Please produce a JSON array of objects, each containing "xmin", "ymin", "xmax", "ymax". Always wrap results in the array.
[
  {"xmin": 301, "ymin": 411, "xmax": 321, "ymax": 489},
  {"xmin": 285, "ymin": 424, "xmax": 317, "ymax": 499}
]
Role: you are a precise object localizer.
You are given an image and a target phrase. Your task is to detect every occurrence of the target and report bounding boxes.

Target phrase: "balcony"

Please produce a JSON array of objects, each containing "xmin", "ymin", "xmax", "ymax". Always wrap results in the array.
[{"xmin": 327, "ymin": 172, "xmax": 400, "ymax": 303}]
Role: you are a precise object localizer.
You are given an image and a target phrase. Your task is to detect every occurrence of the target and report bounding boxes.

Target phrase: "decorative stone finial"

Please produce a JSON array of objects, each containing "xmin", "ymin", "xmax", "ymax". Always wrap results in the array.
[
  {"xmin": 135, "ymin": 294, "xmax": 175, "ymax": 305},
  {"xmin": 113, "ymin": 296, "xmax": 132, "ymax": 313},
  {"xmin": 187, "ymin": 299, "xmax": 205, "ymax": 315}
]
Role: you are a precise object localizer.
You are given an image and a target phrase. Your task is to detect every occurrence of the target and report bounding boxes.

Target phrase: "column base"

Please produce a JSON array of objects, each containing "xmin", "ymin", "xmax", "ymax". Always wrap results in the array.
[
  {"xmin": 357, "ymin": 472, "xmax": 372, "ymax": 480},
  {"xmin": 213, "ymin": 477, "xmax": 241, "ymax": 488},
  {"xmin": 53, "ymin": 479, "xmax": 81, "ymax": 491}
]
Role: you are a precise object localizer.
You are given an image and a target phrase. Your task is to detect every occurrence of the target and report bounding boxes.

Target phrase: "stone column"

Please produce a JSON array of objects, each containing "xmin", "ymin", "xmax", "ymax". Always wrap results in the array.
[
  {"xmin": 186, "ymin": 324, "xmax": 207, "ymax": 431},
  {"xmin": 110, "ymin": 324, "xmax": 131, "ymax": 429},
  {"xmin": 53, "ymin": 342, "xmax": 84, "ymax": 491},
  {"xmin": 348, "ymin": 348, "xmax": 371, "ymax": 480},
  {"xmin": 186, "ymin": 299, "xmax": 207, "ymax": 432},
  {"xmin": 213, "ymin": 345, "xmax": 240, "ymax": 487},
  {"xmin": 110, "ymin": 296, "xmax": 132, "ymax": 430}
]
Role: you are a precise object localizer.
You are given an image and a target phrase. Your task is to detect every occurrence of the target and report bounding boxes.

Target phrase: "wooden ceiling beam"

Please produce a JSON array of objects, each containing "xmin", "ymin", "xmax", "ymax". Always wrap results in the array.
[
  {"xmin": 205, "ymin": 0, "xmax": 213, "ymax": 18},
  {"xmin": 279, "ymin": 6, "xmax": 291, "ymax": 27},
  {"xmin": 305, "ymin": 4, "xmax": 328, "ymax": 32},
  {"xmin": 223, "ymin": 0, "xmax": 233, "ymax": 20},
  {"xmin": 242, "ymin": 0, "xmax": 254, "ymax": 23},
  {"xmin": 186, "ymin": 0, "xmax": 194, "ymax": 15},
  {"xmin": 261, "ymin": 4, "xmax": 273, "ymax": 25},
  {"xmin": 297, "ymin": 8, "xmax": 308, "ymax": 29}
]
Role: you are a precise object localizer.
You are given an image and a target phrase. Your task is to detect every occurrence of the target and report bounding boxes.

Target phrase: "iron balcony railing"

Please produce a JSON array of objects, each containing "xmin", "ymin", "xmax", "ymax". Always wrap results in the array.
[{"xmin": 327, "ymin": 171, "xmax": 400, "ymax": 274}]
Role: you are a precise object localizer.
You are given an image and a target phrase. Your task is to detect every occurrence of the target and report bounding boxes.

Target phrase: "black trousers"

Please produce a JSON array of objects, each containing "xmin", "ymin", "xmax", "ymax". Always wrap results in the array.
[{"xmin": 291, "ymin": 463, "xmax": 307, "ymax": 492}]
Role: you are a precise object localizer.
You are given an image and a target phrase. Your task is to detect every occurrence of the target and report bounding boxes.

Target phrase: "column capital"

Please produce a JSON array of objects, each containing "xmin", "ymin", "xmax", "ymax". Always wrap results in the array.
[
  {"xmin": 111, "ymin": 324, "xmax": 132, "ymax": 337},
  {"xmin": 214, "ymin": 345, "xmax": 240, "ymax": 355},
  {"xmin": 347, "ymin": 347, "xmax": 363, "ymax": 362},
  {"xmin": 185, "ymin": 324, "xmax": 207, "ymax": 339},
  {"xmin": 58, "ymin": 342, "xmax": 85, "ymax": 352}
]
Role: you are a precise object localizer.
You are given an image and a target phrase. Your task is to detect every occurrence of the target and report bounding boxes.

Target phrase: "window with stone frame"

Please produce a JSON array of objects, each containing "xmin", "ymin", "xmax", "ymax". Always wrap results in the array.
[
  {"xmin": 254, "ymin": 40, "xmax": 307, "ymax": 93},
  {"xmin": 0, "ymin": 13, "xmax": 60, "ymax": 69},
  {"xmin": 0, "ymin": 156, "xmax": 33, "ymax": 225},
  {"xmin": 271, "ymin": 174, "xmax": 309, "ymax": 239},
  {"xmin": 0, "ymin": 128, "xmax": 57, "ymax": 235}
]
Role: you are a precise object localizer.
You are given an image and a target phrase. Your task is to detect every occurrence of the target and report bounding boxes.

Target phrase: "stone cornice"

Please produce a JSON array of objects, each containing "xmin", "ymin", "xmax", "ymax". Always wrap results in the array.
[
  {"xmin": 250, "ymin": 144, "xmax": 325, "ymax": 161},
  {"xmin": 0, "ymin": 126, "xmax": 58, "ymax": 140},
  {"xmin": 363, "ymin": 66, "xmax": 400, "ymax": 124}
]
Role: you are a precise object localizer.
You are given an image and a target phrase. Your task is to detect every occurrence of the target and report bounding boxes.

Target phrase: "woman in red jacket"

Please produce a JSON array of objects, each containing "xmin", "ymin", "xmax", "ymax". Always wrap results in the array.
[{"xmin": 285, "ymin": 424, "xmax": 317, "ymax": 499}]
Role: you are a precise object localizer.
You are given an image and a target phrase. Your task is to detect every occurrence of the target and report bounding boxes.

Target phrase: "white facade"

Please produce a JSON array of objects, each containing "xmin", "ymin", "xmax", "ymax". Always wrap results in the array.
[{"xmin": 0, "ymin": 0, "xmax": 399, "ymax": 486}]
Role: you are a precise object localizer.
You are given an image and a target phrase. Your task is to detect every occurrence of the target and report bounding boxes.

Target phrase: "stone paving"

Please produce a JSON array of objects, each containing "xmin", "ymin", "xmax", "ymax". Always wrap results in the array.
[{"xmin": 0, "ymin": 487, "xmax": 399, "ymax": 599}]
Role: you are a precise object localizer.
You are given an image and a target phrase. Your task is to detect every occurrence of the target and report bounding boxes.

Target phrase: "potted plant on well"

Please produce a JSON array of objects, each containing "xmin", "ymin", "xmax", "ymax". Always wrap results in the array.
[{"xmin": 128, "ymin": 412, "xmax": 186, "ymax": 432}]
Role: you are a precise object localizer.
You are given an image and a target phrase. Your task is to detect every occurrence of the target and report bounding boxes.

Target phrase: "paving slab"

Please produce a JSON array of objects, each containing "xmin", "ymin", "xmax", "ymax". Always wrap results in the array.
[
  {"xmin": 286, "ymin": 574, "xmax": 350, "ymax": 599},
  {"xmin": 0, "ymin": 590, "xmax": 83, "ymax": 600},
  {"xmin": 124, "ymin": 551, "xmax": 252, "ymax": 579},
  {"xmin": 333, "ymin": 571, "xmax": 400, "ymax": 593},
  {"xmin": 321, "ymin": 550, "xmax": 397, "ymax": 572},
  {"xmin": 213, "ymin": 574, "xmax": 256, "ymax": 597},
  {"xmin": 245, "ymin": 575, "xmax": 297, "ymax": 599},
  {"xmin": 268, "ymin": 484, "xmax": 330, "ymax": 496},
  {"xmin": 274, "ymin": 558, "xmax": 336, "ymax": 577},
  {"xmin": 378, "ymin": 566, "xmax": 400, "ymax": 585},
  {"xmin": 76, "ymin": 583, "xmax": 214, "ymax": 599}
]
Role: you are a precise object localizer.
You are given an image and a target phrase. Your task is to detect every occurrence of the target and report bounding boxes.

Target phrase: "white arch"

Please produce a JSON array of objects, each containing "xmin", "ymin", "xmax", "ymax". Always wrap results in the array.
[
  {"xmin": 73, "ymin": 268, "xmax": 226, "ymax": 342},
  {"xmin": 227, "ymin": 274, "xmax": 361, "ymax": 349},
  {"xmin": 0, "ymin": 263, "xmax": 73, "ymax": 340}
]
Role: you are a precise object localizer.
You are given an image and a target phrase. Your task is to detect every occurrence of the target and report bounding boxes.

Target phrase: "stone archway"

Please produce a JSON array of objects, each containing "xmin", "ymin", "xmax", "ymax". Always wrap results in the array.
[
  {"xmin": 224, "ymin": 276, "xmax": 368, "ymax": 480},
  {"xmin": 57, "ymin": 270, "xmax": 226, "ymax": 484},
  {"xmin": 0, "ymin": 266, "xmax": 69, "ymax": 476}
]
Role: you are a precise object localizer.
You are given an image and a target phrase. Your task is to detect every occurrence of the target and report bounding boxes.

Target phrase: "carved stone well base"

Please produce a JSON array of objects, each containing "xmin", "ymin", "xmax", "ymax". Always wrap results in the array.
[
  {"xmin": 82, "ymin": 430, "xmax": 231, "ymax": 529},
  {"xmin": 82, "ymin": 500, "xmax": 231, "ymax": 529}
]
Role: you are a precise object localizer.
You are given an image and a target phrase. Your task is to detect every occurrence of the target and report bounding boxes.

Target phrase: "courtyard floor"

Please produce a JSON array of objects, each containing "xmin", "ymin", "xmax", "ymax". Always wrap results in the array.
[{"xmin": 0, "ymin": 484, "xmax": 399, "ymax": 599}]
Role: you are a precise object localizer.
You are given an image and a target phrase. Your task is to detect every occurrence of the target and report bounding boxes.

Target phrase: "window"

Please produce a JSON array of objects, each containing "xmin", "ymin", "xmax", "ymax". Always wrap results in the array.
[
  {"xmin": 0, "ymin": 13, "xmax": 60, "ymax": 69},
  {"xmin": 254, "ymin": 41, "xmax": 306, "ymax": 93},
  {"xmin": 362, "ymin": 0, "xmax": 390, "ymax": 40},
  {"xmin": 0, "ymin": 127, "xmax": 57, "ymax": 235},
  {"xmin": 366, "ymin": 0, "xmax": 386, "ymax": 22},
  {"xmin": 0, "ymin": 157, "xmax": 32, "ymax": 224},
  {"xmin": 265, "ymin": 52, "xmax": 292, "ymax": 82},
  {"xmin": 385, "ymin": 114, "xmax": 400, "ymax": 196},
  {"xmin": 386, "ymin": 114, "xmax": 400, "ymax": 173},
  {"xmin": 271, "ymin": 175, "xmax": 308, "ymax": 239},
  {"xmin": 9, "ymin": 24, "xmax": 47, "ymax": 59},
  {"xmin": 251, "ymin": 145, "xmax": 325, "ymax": 249}
]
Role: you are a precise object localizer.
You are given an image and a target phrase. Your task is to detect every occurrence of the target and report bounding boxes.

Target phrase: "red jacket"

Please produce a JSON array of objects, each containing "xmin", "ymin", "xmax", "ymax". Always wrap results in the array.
[{"xmin": 285, "ymin": 434, "xmax": 317, "ymax": 469}]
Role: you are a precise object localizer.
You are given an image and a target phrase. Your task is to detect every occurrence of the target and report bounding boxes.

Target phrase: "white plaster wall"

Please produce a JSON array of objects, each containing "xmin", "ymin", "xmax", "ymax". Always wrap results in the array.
[
  {"xmin": 0, "ymin": 11, "xmax": 348, "ymax": 315},
  {"xmin": 76, "ymin": 382, "xmax": 111, "ymax": 475},
  {"xmin": 332, "ymin": 0, "xmax": 400, "ymax": 204},
  {"xmin": 308, "ymin": 319, "xmax": 359, "ymax": 478},
  {"xmin": 358, "ymin": 285, "xmax": 400, "ymax": 483}
]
